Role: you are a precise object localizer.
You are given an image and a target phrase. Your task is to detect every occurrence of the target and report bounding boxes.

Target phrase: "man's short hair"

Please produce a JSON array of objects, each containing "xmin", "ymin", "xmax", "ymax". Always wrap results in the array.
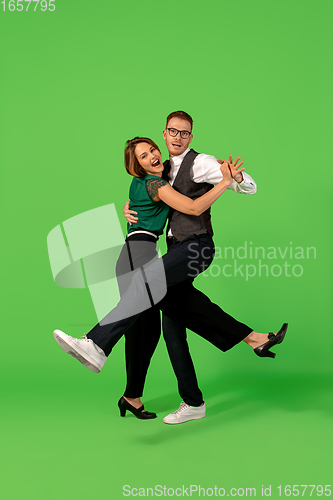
[
  {"xmin": 124, "ymin": 137, "xmax": 161, "ymax": 178},
  {"xmin": 165, "ymin": 110, "xmax": 193, "ymax": 131}
]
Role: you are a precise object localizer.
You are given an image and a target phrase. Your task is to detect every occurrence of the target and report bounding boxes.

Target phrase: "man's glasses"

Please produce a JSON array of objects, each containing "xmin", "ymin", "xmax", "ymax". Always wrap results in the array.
[{"xmin": 167, "ymin": 128, "xmax": 192, "ymax": 139}]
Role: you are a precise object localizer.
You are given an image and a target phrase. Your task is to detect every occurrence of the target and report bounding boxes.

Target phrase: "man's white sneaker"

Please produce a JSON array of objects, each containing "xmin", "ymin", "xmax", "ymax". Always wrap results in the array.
[
  {"xmin": 163, "ymin": 401, "xmax": 206, "ymax": 424},
  {"xmin": 53, "ymin": 329, "xmax": 107, "ymax": 373}
]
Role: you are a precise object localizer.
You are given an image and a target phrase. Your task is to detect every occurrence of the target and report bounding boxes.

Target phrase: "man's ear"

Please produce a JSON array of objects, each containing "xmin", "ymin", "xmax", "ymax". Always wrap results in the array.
[
  {"xmin": 162, "ymin": 129, "xmax": 167, "ymax": 141},
  {"xmin": 189, "ymin": 134, "xmax": 193, "ymax": 145}
]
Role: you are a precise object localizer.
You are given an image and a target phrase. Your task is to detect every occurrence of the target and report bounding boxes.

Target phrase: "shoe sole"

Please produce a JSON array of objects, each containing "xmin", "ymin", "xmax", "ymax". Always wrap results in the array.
[
  {"xmin": 163, "ymin": 414, "xmax": 206, "ymax": 425},
  {"xmin": 53, "ymin": 330, "xmax": 101, "ymax": 373}
]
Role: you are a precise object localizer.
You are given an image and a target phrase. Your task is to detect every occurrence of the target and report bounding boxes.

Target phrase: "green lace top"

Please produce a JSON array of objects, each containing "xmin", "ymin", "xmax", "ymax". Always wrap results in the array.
[{"xmin": 127, "ymin": 174, "xmax": 170, "ymax": 236}]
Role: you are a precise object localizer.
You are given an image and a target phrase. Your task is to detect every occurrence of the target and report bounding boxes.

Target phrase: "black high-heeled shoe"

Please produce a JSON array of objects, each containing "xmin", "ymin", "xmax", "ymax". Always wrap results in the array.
[
  {"xmin": 117, "ymin": 396, "xmax": 157, "ymax": 419},
  {"xmin": 254, "ymin": 323, "xmax": 288, "ymax": 358}
]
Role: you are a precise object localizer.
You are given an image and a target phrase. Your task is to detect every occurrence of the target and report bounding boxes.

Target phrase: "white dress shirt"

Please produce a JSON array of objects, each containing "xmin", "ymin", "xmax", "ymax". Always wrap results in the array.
[
  {"xmin": 167, "ymin": 147, "xmax": 257, "ymax": 236},
  {"xmin": 168, "ymin": 147, "xmax": 257, "ymax": 193}
]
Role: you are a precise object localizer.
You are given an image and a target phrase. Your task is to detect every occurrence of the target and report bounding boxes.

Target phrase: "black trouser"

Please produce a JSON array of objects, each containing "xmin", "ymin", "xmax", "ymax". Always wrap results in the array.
[
  {"xmin": 123, "ymin": 305, "xmax": 160, "ymax": 398},
  {"xmin": 156, "ymin": 238, "xmax": 253, "ymax": 406},
  {"xmin": 87, "ymin": 233, "xmax": 252, "ymax": 405},
  {"xmin": 116, "ymin": 233, "xmax": 161, "ymax": 398},
  {"xmin": 87, "ymin": 234, "xmax": 218, "ymax": 354}
]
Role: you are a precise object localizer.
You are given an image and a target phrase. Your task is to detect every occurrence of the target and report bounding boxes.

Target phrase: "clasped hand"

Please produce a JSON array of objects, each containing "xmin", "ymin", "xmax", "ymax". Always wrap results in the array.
[
  {"xmin": 123, "ymin": 154, "xmax": 246, "ymax": 225},
  {"xmin": 217, "ymin": 155, "xmax": 245, "ymax": 184}
]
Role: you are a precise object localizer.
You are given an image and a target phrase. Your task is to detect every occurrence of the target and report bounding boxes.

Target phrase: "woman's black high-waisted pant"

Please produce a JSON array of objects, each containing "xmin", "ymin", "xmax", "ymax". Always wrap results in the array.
[{"xmin": 115, "ymin": 233, "xmax": 160, "ymax": 398}]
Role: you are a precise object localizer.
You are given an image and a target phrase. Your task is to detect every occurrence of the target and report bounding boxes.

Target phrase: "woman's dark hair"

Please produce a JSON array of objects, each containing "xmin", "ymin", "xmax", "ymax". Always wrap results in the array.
[{"xmin": 124, "ymin": 137, "xmax": 161, "ymax": 177}]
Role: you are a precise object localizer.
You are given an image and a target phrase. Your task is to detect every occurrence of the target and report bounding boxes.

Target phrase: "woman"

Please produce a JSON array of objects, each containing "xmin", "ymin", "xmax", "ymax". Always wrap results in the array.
[{"xmin": 53, "ymin": 137, "xmax": 287, "ymax": 418}]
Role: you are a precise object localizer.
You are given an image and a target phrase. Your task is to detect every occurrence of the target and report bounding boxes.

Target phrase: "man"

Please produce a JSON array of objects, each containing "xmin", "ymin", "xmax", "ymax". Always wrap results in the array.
[{"xmin": 123, "ymin": 111, "xmax": 285, "ymax": 424}]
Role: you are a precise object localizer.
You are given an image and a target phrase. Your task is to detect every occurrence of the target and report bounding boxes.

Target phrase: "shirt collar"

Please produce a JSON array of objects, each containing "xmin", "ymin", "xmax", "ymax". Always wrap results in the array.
[{"xmin": 170, "ymin": 147, "xmax": 191, "ymax": 167}]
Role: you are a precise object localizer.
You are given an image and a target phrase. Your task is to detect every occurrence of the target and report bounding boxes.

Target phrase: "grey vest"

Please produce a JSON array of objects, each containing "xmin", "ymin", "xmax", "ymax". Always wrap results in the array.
[{"xmin": 163, "ymin": 149, "xmax": 214, "ymax": 242}]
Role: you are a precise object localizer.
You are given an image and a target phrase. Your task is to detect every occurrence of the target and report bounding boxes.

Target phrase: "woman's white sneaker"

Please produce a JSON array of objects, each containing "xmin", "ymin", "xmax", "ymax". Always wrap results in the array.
[
  {"xmin": 53, "ymin": 329, "xmax": 107, "ymax": 373},
  {"xmin": 163, "ymin": 401, "xmax": 206, "ymax": 424}
]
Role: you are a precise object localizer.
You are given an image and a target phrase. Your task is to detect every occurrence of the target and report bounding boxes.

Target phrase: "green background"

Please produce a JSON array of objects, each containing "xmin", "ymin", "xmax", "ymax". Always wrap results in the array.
[{"xmin": 1, "ymin": 0, "xmax": 332, "ymax": 498}]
